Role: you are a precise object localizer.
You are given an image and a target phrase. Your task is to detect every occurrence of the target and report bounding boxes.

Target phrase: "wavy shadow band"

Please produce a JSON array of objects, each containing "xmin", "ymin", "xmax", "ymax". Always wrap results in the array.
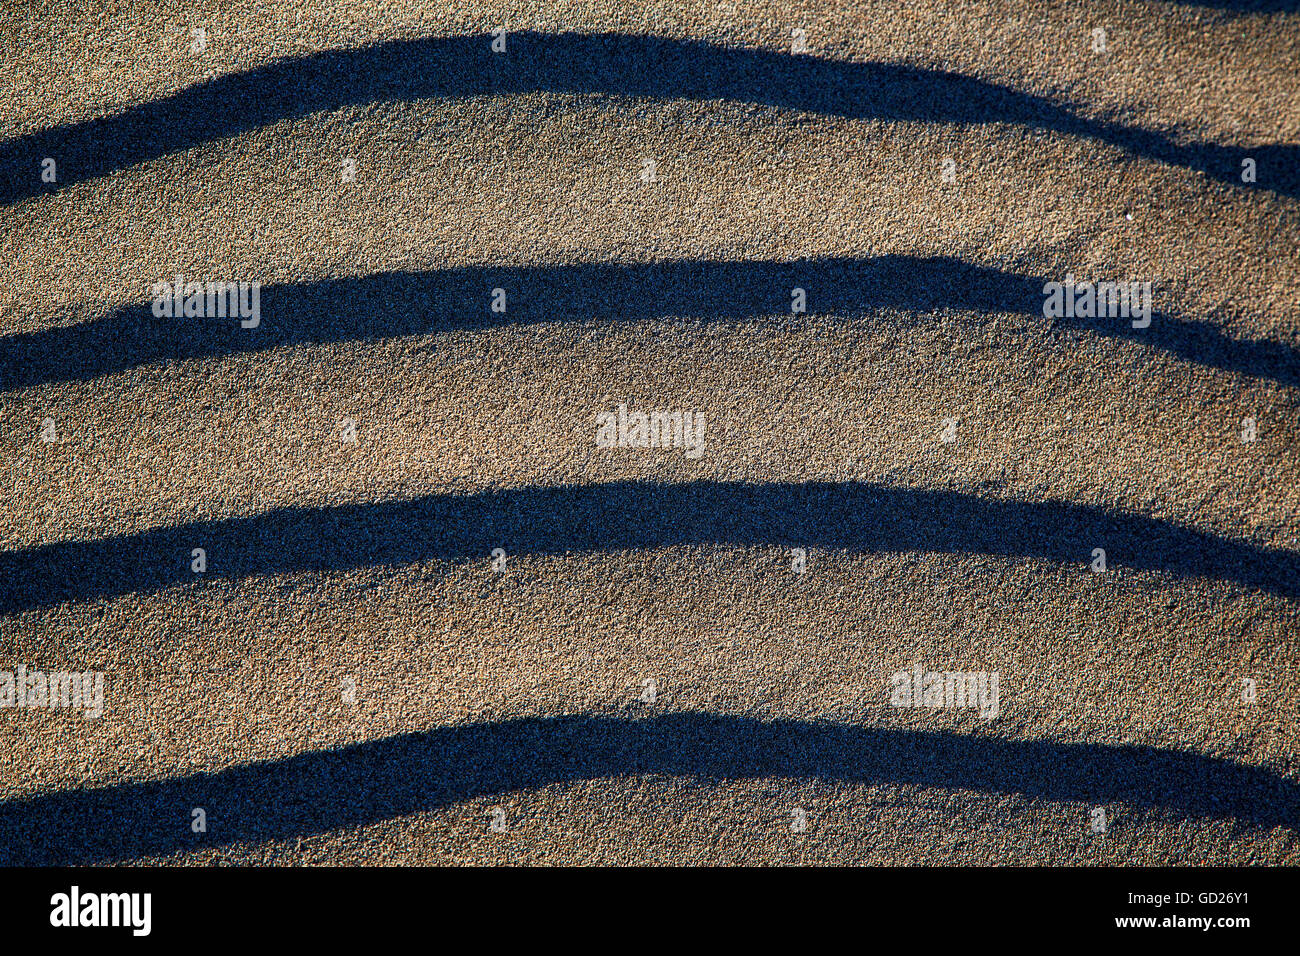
[
  {"xmin": 0, "ymin": 713, "xmax": 1294, "ymax": 864},
  {"xmin": 3, "ymin": 32, "xmax": 1295, "ymax": 205},
  {"xmin": 2, "ymin": 480, "xmax": 1296, "ymax": 617},
  {"xmin": 3, "ymin": 257, "xmax": 1295, "ymax": 393}
]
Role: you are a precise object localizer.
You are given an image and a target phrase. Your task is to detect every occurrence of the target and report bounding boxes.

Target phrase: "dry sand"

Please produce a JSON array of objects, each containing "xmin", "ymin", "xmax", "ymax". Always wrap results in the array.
[{"xmin": 0, "ymin": 0, "xmax": 1296, "ymax": 864}]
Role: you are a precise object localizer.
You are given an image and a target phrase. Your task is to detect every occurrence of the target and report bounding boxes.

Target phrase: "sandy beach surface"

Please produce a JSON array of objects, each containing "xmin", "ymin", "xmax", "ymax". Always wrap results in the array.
[{"xmin": 0, "ymin": 0, "xmax": 1296, "ymax": 865}]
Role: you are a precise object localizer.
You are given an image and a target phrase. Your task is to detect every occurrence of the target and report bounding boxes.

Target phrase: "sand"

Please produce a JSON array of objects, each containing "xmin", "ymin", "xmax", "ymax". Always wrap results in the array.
[{"xmin": 0, "ymin": 0, "xmax": 1296, "ymax": 865}]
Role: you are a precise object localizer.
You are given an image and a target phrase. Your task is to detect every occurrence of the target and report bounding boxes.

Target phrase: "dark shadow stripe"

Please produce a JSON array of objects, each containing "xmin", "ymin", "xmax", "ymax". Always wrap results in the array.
[
  {"xmin": 0, "ymin": 713, "xmax": 1294, "ymax": 864},
  {"xmin": 1, "ymin": 480, "xmax": 1296, "ymax": 616},
  {"xmin": 3, "ymin": 32, "xmax": 1295, "ymax": 205},
  {"xmin": 2, "ymin": 257, "xmax": 1294, "ymax": 393}
]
